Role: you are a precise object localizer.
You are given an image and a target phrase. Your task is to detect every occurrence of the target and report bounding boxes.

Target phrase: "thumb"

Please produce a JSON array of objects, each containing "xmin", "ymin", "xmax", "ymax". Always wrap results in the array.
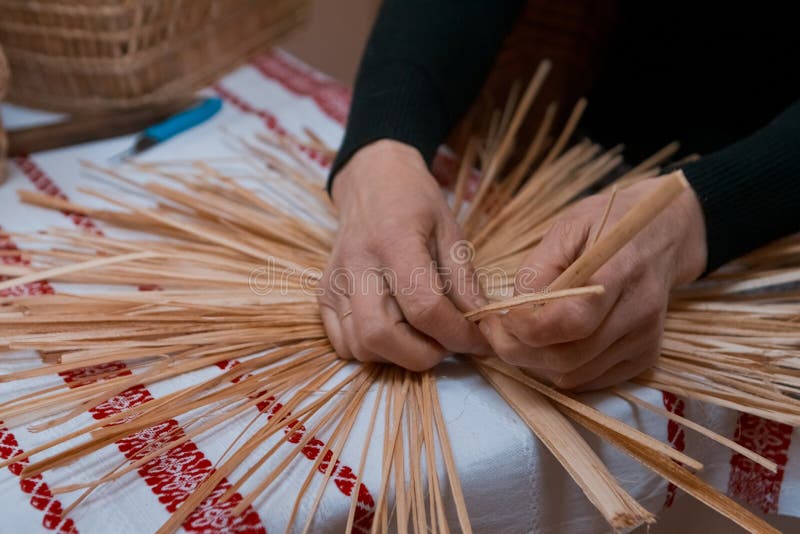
[
  {"xmin": 436, "ymin": 222, "xmax": 487, "ymax": 313},
  {"xmin": 514, "ymin": 218, "xmax": 591, "ymax": 295},
  {"xmin": 503, "ymin": 216, "xmax": 617, "ymax": 347}
]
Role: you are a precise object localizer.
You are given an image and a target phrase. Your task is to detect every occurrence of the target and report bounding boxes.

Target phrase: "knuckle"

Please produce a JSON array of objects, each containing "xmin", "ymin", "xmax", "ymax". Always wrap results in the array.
[
  {"xmin": 635, "ymin": 287, "xmax": 667, "ymax": 323},
  {"xmin": 552, "ymin": 214, "xmax": 590, "ymax": 242},
  {"xmin": 545, "ymin": 302, "xmax": 597, "ymax": 342},
  {"xmin": 639, "ymin": 271, "xmax": 663, "ymax": 292},
  {"xmin": 642, "ymin": 304, "xmax": 664, "ymax": 325},
  {"xmin": 615, "ymin": 250, "xmax": 643, "ymax": 279},
  {"xmin": 403, "ymin": 296, "xmax": 440, "ymax": 328},
  {"xmin": 368, "ymin": 234, "xmax": 395, "ymax": 259},
  {"xmin": 549, "ymin": 218, "xmax": 577, "ymax": 241},
  {"xmin": 359, "ymin": 321, "xmax": 391, "ymax": 352}
]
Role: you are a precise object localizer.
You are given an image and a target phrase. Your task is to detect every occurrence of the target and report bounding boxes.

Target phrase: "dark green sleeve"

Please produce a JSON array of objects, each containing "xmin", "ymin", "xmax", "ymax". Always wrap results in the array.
[
  {"xmin": 682, "ymin": 99, "xmax": 800, "ymax": 272},
  {"xmin": 328, "ymin": 0, "xmax": 524, "ymax": 192}
]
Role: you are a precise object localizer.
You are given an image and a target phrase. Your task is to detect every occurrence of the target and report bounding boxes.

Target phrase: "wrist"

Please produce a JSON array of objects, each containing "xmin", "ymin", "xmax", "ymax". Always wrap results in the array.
[
  {"xmin": 331, "ymin": 139, "xmax": 429, "ymax": 207},
  {"xmin": 669, "ymin": 170, "xmax": 708, "ymax": 284}
]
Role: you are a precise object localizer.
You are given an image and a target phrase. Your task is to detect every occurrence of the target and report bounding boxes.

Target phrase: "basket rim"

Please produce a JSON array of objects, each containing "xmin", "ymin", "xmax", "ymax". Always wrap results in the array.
[
  {"xmin": 1, "ymin": 0, "xmax": 303, "ymax": 71},
  {"xmin": 5, "ymin": 5, "xmax": 307, "ymax": 112}
]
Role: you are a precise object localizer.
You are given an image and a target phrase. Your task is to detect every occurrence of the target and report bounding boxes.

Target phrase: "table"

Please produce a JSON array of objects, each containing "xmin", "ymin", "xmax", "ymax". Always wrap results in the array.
[{"xmin": 1, "ymin": 49, "xmax": 798, "ymax": 534}]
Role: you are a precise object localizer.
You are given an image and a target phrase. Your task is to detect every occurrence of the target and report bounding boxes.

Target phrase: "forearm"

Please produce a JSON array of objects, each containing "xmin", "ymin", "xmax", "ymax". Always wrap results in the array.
[
  {"xmin": 682, "ymin": 99, "xmax": 800, "ymax": 272},
  {"xmin": 328, "ymin": 0, "xmax": 524, "ymax": 193}
]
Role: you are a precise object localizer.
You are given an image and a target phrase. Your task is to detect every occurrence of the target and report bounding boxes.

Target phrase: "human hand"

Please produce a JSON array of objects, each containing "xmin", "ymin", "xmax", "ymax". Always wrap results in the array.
[
  {"xmin": 319, "ymin": 139, "xmax": 490, "ymax": 371},
  {"xmin": 480, "ymin": 172, "xmax": 708, "ymax": 390}
]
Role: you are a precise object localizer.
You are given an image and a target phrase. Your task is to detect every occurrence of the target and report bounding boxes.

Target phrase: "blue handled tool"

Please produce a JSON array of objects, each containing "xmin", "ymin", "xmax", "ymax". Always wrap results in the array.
[{"xmin": 110, "ymin": 97, "xmax": 223, "ymax": 162}]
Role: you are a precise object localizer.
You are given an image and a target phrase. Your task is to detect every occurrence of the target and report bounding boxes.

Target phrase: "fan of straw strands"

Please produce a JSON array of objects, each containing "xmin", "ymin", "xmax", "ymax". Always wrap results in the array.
[{"xmin": 2, "ymin": 61, "xmax": 800, "ymax": 534}]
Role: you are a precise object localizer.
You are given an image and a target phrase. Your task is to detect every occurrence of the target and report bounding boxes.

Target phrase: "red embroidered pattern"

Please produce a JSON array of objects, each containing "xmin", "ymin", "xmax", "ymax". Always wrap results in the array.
[
  {"xmin": 13, "ymin": 157, "xmax": 102, "ymax": 236},
  {"xmin": 662, "ymin": 392, "xmax": 686, "ymax": 507},
  {"xmin": 214, "ymin": 360, "xmax": 376, "ymax": 532},
  {"xmin": 259, "ymin": 396, "xmax": 376, "ymax": 532},
  {"xmin": 251, "ymin": 52, "xmax": 352, "ymax": 126},
  {"xmin": 61, "ymin": 377, "xmax": 265, "ymax": 532},
  {"xmin": 212, "ymin": 82, "xmax": 332, "ymax": 168},
  {"xmin": 1, "ymin": 228, "xmax": 77, "ymax": 533},
  {"xmin": 13, "ymin": 159, "xmax": 266, "ymax": 533},
  {"xmin": 0, "ymin": 423, "xmax": 78, "ymax": 534},
  {"xmin": 16, "ymin": 152, "xmax": 376, "ymax": 531},
  {"xmin": 728, "ymin": 414, "xmax": 792, "ymax": 513}
]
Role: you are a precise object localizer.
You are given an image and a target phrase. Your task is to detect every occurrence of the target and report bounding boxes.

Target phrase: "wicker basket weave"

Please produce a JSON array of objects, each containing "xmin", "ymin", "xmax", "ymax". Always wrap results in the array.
[
  {"xmin": 0, "ymin": 43, "xmax": 9, "ymax": 183},
  {"xmin": 0, "ymin": 0, "xmax": 309, "ymax": 112}
]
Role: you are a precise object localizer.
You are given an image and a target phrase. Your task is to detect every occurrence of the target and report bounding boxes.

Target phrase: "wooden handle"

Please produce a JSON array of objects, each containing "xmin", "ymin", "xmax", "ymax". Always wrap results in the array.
[
  {"xmin": 549, "ymin": 171, "xmax": 689, "ymax": 291},
  {"xmin": 6, "ymin": 100, "xmax": 192, "ymax": 156}
]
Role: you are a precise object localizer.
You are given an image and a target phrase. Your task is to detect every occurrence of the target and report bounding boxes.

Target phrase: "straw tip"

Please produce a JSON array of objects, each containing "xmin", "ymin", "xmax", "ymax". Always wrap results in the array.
[
  {"xmin": 588, "ymin": 285, "xmax": 606, "ymax": 295},
  {"xmin": 670, "ymin": 169, "xmax": 691, "ymax": 190}
]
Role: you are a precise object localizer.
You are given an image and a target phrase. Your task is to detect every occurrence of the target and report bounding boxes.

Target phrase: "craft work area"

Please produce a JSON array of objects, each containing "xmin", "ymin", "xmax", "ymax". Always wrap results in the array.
[{"xmin": 1, "ymin": 1, "xmax": 799, "ymax": 534}]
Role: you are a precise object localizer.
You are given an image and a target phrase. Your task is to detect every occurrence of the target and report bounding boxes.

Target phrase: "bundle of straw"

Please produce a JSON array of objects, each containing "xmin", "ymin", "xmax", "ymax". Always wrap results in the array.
[{"xmin": 1, "ymin": 62, "xmax": 799, "ymax": 533}]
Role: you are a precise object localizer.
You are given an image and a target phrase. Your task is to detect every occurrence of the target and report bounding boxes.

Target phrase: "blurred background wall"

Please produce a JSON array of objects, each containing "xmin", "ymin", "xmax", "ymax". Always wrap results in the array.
[{"xmin": 282, "ymin": 0, "xmax": 379, "ymax": 85}]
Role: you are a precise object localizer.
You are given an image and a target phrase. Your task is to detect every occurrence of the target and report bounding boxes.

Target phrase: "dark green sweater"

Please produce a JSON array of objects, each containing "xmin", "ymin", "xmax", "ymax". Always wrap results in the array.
[{"xmin": 330, "ymin": 0, "xmax": 800, "ymax": 272}]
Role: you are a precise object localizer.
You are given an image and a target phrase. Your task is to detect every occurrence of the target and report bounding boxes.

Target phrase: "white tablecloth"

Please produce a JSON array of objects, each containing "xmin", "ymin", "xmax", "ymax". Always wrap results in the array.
[{"xmin": 1, "ymin": 50, "xmax": 798, "ymax": 534}]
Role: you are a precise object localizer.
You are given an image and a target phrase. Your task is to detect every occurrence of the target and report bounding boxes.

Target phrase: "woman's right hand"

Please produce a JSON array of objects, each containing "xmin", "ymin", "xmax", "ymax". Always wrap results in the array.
[{"xmin": 318, "ymin": 139, "xmax": 490, "ymax": 371}]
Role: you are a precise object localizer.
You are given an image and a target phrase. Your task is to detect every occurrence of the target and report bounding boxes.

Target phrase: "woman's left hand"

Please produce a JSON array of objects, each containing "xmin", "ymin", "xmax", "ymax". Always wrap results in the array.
[{"xmin": 479, "ymin": 173, "xmax": 708, "ymax": 391}]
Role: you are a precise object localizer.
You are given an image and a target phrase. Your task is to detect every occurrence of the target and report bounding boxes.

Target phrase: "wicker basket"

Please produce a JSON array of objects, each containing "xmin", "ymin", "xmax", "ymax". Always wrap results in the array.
[
  {"xmin": 0, "ymin": 43, "xmax": 8, "ymax": 183},
  {"xmin": 0, "ymin": 0, "xmax": 309, "ymax": 112}
]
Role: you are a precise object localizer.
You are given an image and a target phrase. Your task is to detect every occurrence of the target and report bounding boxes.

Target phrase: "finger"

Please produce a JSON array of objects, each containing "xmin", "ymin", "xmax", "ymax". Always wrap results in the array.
[
  {"xmin": 503, "ymin": 287, "xmax": 621, "ymax": 348},
  {"xmin": 435, "ymin": 226, "xmax": 494, "ymax": 356},
  {"xmin": 435, "ymin": 222, "xmax": 487, "ymax": 312},
  {"xmin": 349, "ymin": 273, "xmax": 445, "ymax": 371},
  {"xmin": 503, "ymin": 218, "xmax": 624, "ymax": 347},
  {"xmin": 500, "ymin": 293, "xmax": 636, "ymax": 372},
  {"xmin": 381, "ymin": 237, "xmax": 487, "ymax": 355},
  {"xmin": 572, "ymin": 356, "xmax": 654, "ymax": 392},
  {"xmin": 480, "ymin": 315, "xmax": 529, "ymax": 362},
  {"xmin": 323, "ymin": 292, "xmax": 384, "ymax": 362},
  {"xmin": 318, "ymin": 260, "xmax": 355, "ymax": 360},
  {"xmin": 320, "ymin": 254, "xmax": 388, "ymax": 363},
  {"xmin": 551, "ymin": 331, "xmax": 661, "ymax": 391},
  {"xmin": 515, "ymin": 217, "xmax": 591, "ymax": 293},
  {"xmin": 319, "ymin": 302, "xmax": 353, "ymax": 360},
  {"xmin": 325, "ymin": 270, "xmax": 385, "ymax": 364},
  {"xmin": 341, "ymin": 311, "xmax": 387, "ymax": 363}
]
